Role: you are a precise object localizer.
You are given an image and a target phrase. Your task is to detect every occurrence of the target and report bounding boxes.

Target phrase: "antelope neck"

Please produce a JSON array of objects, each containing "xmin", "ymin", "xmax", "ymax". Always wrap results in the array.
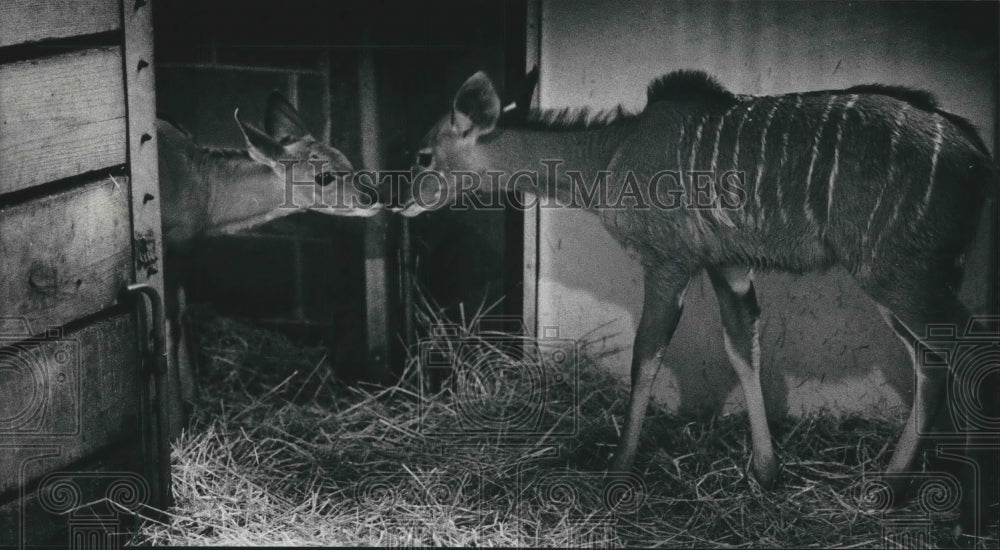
[
  {"xmin": 482, "ymin": 122, "xmax": 638, "ymax": 208},
  {"xmin": 193, "ymin": 147, "xmax": 289, "ymax": 232}
]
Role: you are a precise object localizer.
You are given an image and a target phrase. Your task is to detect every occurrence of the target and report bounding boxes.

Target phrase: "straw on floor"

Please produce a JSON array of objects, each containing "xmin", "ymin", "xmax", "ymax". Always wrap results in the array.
[{"xmin": 135, "ymin": 303, "xmax": 995, "ymax": 547}]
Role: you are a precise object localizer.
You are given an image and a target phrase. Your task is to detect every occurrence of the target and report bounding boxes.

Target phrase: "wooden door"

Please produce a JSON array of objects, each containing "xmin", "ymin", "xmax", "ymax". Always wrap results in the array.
[{"xmin": 0, "ymin": 0, "xmax": 169, "ymax": 545}]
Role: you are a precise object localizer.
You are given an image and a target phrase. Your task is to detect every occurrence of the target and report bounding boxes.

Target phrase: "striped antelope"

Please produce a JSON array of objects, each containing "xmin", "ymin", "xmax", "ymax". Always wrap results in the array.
[
  {"xmin": 158, "ymin": 92, "xmax": 379, "ymax": 429},
  {"xmin": 396, "ymin": 70, "xmax": 995, "ymax": 501}
]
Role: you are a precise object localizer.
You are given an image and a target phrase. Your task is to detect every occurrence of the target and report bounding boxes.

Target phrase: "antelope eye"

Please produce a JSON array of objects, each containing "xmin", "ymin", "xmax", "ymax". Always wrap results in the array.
[
  {"xmin": 315, "ymin": 171, "xmax": 338, "ymax": 186},
  {"xmin": 417, "ymin": 151, "xmax": 433, "ymax": 168}
]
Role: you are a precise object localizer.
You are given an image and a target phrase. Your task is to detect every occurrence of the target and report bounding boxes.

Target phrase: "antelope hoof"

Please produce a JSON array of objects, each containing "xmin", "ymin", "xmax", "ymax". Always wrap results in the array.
[
  {"xmin": 753, "ymin": 454, "xmax": 780, "ymax": 489},
  {"xmin": 881, "ymin": 473, "xmax": 915, "ymax": 507},
  {"xmin": 609, "ymin": 454, "xmax": 634, "ymax": 473},
  {"xmin": 858, "ymin": 473, "xmax": 913, "ymax": 512}
]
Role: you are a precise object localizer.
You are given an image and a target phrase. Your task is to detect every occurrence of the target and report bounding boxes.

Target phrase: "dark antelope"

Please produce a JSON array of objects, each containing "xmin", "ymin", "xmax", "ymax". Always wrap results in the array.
[
  {"xmin": 398, "ymin": 70, "xmax": 995, "ymax": 500},
  {"xmin": 158, "ymin": 92, "xmax": 380, "ymax": 431}
]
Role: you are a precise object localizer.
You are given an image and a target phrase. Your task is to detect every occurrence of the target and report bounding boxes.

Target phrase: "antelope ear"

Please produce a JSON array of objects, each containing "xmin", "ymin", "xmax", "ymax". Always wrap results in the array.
[
  {"xmin": 235, "ymin": 108, "xmax": 285, "ymax": 167},
  {"xmin": 264, "ymin": 91, "xmax": 310, "ymax": 141},
  {"xmin": 452, "ymin": 71, "xmax": 501, "ymax": 136}
]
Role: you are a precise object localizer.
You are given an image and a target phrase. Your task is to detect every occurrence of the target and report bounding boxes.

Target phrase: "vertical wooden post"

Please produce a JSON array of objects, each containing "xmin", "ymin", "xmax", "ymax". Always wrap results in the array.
[
  {"xmin": 990, "ymin": 87, "xmax": 999, "ymax": 317},
  {"xmin": 123, "ymin": 0, "xmax": 171, "ymax": 509},
  {"xmin": 358, "ymin": 47, "xmax": 391, "ymax": 381},
  {"xmin": 522, "ymin": 0, "xmax": 542, "ymax": 338},
  {"xmin": 319, "ymin": 47, "xmax": 332, "ymax": 145},
  {"xmin": 400, "ymin": 217, "xmax": 414, "ymax": 350},
  {"xmin": 285, "ymin": 72, "xmax": 307, "ymax": 323}
]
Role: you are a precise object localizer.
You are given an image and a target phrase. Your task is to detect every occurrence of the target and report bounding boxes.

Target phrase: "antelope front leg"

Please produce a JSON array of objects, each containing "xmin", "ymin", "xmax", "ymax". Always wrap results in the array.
[
  {"xmin": 176, "ymin": 285, "xmax": 198, "ymax": 408},
  {"xmin": 611, "ymin": 269, "xmax": 690, "ymax": 472},
  {"xmin": 707, "ymin": 266, "xmax": 779, "ymax": 488},
  {"xmin": 164, "ymin": 283, "xmax": 196, "ymax": 439}
]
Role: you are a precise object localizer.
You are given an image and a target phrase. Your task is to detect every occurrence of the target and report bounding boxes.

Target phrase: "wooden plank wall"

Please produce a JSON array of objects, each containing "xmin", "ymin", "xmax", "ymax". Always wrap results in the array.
[
  {"xmin": 0, "ymin": 48, "xmax": 127, "ymax": 194},
  {"xmin": 0, "ymin": 315, "xmax": 139, "ymax": 496},
  {"xmin": 0, "ymin": 0, "xmax": 168, "ymax": 542},
  {"xmin": 0, "ymin": 0, "xmax": 120, "ymax": 48},
  {"xmin": 0, "ymin": 179, "xmax": 132, "ymax": 329}
]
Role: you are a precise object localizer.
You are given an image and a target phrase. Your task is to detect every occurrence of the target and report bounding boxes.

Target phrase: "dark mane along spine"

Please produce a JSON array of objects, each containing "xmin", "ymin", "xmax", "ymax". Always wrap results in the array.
[
  {"xmin": 504, "ymin": 105, "xmax": 634, "ymax": 131},
  {"xmin": 845, "ymin": 83, "xmax": 992, "ymax": 161},
  {"xmin": 646, "ymin": 70, "xmax": 738, "ymax": 107},
  {"xmin": 843, "ymin": 84, "xmax": 938, "ymax": 111}
]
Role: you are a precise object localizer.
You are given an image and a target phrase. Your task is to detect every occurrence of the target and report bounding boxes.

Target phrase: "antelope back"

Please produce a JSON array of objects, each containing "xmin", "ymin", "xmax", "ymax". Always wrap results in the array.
[{"xmin": 403, "ymin": 70, "xmax": 995, "ymax": 281}]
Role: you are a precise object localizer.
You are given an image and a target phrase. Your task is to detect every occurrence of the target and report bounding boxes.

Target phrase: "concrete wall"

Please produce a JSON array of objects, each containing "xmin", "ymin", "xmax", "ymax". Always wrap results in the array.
[{"xmin": 535, "ymin": 0, "xmax": 997, "ymax": 417}]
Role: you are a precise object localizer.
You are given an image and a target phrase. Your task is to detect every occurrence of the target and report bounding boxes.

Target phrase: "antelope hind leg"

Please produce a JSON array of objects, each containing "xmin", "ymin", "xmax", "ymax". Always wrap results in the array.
[
  {"xmin": 707, "ymin": 266, "xmax": 779, "ymax": 488},
  {"xmin": 611, "ymin": 268, "xmax": 691, "ymax": 472},
  {"xmin": 867, "ymin": 283, "xmax": 970, "ymax": 504}
]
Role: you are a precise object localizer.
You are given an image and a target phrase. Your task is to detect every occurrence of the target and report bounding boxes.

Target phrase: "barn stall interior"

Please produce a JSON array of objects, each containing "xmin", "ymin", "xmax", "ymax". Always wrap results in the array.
[
  {"xmin": 1, "ymin": 0, "xmax": 998, "ymax": 547},
  {"xmin": 152, "ymin": 0, "xmax": 527, "ymax": 391}
]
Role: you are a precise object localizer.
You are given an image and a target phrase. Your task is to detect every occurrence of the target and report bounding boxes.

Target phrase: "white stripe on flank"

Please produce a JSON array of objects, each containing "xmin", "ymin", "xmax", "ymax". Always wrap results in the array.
[
  {"xmin": 803, "ymin": 95, "xmax": 837, "ymax": 224},
  {"xmin": 706, "ymin": 106, "xmax": 737, "ymax": 223},
  {"xmin": 775, "ymin": 95, "xmax": 801, "ymax": 224},
  {"xmin": 676, "ymin": 121, "xmax": 687, "ymax": 178},
  {"xmin": 710, "ymin": 106, "xmax": 738, "ymax": 175},
  {"xmin": 677, "ymin": 120, "xmax": 685, "ymax": 168},
  {"xmin": 754, "ymin": 97, "xmax": 784, "ymax": 227},
  {"xmin": 687, "ymin": 117, "xmax": 709, "ymax": 230},
  {"xmin": 919, "ymin": 118, "xmax": 944, "ymax": 219},
  {"xmin": 731, "ymin": 102, "xmax": 758, "ymax": 223},
  {"xmin": 689, "ymin": 116, "xmax": 707, "ymax": 173},
  {"xmin": 824, "ymin": 95, "xmax": 858, "ymax": 235},
  {"xmin": 731, "ymin": 102, "xmax": 758, "ymax": 175},
  {"xmin": 868, "ymin": 104, "xmax": 911, "ymax": 263},
  {"xmin": 863, "ymin": 104, "xmax": 908, "ymax": 250}
]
